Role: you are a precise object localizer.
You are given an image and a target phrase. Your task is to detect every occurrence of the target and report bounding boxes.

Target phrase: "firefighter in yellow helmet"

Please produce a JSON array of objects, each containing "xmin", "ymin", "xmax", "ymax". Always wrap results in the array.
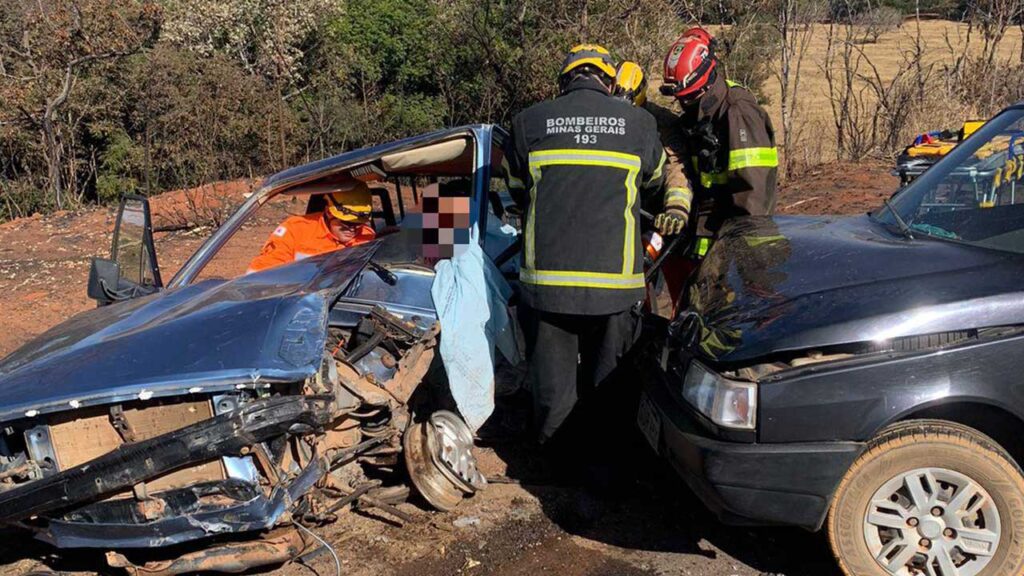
[
  {"xmin": 613, "ymin": 60, "xmax": 648, "ymax": 107},
  {"xmin": 506, "ymin": 44, "xmax": 666, "ymax": 443},
  {"xmin": 247, "ymin": 182, "xmax": 376, "ymax": 273}
]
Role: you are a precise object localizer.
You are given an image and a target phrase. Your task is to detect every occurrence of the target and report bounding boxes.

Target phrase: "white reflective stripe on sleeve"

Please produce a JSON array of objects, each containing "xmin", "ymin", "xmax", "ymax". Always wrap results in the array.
[{"xmin": 664, "ymin": 187, "xmax": 693, "ymax": 211}]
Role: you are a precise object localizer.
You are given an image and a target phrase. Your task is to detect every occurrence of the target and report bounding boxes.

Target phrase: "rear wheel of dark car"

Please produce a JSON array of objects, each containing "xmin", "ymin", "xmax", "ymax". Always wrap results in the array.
[{"xmin": 828, "ymin": 420, "xmax": 1024, "ymax": 576}]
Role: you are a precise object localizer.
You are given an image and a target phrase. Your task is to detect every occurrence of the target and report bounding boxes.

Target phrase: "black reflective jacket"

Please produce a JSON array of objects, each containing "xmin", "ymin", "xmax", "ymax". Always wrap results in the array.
[
  {"xmin": 653, "ymin": 75, "xmax": 778, "ymax": 239},
  {"xmin": 507, "ymin": 76, "xmax": 666, "ymax": 315}
]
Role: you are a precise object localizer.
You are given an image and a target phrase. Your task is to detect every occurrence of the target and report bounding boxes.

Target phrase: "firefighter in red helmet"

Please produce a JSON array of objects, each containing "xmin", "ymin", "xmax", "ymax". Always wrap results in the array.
[{"xmin": 653, "ymin": 27, "xmax": 778, "ymax": 254}]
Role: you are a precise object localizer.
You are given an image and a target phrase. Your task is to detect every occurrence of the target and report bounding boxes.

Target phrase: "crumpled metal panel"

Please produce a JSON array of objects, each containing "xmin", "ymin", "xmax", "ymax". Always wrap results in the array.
[
  {"xmin": 0, "ymin": 244, "xmax": 377, "ymax": 421},
  {"xmin": 43, "ymin": 456, "xmax": 326, "ymax": 548},
  {"xmin": 687, "ymin": 215, "xmax": 1024, "ymax": 363}
]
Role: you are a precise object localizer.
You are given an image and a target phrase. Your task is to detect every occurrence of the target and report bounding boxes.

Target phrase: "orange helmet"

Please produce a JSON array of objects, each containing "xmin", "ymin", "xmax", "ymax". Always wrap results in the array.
[{"xmin": 661, "ymin": 28, "xmax": 718, "ymax": 101}]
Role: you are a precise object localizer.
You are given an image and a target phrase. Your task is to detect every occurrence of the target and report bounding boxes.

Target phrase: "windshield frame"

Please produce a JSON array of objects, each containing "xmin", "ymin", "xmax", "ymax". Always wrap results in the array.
[
  {"xmin": 873, "ymin": 106, "xmax": 1024, "ymax": 248},
  {"xmin": 166, "ymin": 126, "xmax": 508, "ymax": 289}
]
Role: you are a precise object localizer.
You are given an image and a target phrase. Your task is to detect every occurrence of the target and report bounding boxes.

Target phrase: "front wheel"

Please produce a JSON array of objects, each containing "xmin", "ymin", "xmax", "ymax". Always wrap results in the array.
[{"xmin": 828, "ymin": 420, "xmax": 1024, "ymax": 576}]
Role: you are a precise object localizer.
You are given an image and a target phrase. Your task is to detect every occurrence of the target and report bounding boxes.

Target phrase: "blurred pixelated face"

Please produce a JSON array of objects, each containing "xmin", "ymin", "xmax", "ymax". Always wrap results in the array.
[{"xmin": 422, "ymin": 186, "xmax": 471, "ymax": 259}]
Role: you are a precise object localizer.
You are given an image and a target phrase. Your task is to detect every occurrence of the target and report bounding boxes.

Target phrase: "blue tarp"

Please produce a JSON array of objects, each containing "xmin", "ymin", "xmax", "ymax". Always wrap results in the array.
[{"xmin": 431, "ymin": 228, "xmax": 521, "ymax": 432}]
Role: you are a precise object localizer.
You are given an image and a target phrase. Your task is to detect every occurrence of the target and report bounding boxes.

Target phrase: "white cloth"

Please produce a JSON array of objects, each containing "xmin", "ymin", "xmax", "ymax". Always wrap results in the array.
[{"xmin": 431, "ymin": 228, "xmax": 520, "ymax": 432}]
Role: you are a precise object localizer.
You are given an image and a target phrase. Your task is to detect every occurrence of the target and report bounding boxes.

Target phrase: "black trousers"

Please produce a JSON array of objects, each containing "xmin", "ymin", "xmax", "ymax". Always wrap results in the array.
[{"xmin": 522, "ymin": 306, "xmax": 640, "ymax": 443}]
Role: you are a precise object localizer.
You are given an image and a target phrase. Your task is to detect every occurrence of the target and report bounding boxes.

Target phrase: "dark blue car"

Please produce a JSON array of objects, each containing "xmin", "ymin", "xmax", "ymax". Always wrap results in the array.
[
  {"xmin": 640, "ymin": 105, "xmax": 1024, "ymax": 576},
  {"xmin": 0, "ymin": 126, "xmax": 516, "ymax": 574}
]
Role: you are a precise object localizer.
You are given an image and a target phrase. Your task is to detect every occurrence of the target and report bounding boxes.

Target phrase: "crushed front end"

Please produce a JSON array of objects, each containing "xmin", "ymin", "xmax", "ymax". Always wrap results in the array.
[{"xmin": 0, "ymin": 301, "xmax": 483, "ymax": 575}]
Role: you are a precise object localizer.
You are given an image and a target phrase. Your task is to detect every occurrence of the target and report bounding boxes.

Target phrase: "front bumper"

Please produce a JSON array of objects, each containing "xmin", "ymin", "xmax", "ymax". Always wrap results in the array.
[
  {"xmin": 0, "ymin": 395, "xmax": 334, "ymax": 548},
  {"xmin": 642, "ymin": 374, "xmax": 864, "ymax": 531}
]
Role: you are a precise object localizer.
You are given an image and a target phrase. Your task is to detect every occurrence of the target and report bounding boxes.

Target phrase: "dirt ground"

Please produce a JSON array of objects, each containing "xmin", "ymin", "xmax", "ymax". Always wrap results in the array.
[{"xmin": 0, "ymin": 163, "xmax": 897, "ymax": 576}]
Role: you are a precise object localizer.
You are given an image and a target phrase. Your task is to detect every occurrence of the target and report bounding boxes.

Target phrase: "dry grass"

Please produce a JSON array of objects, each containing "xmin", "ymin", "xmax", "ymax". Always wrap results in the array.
[
  {"xmin": 759, "ymin": 20, "xmax": 1023, "ymax": 164},
  {"xmin": 646, "ymin": 21, "xmax": 1024, "ymax": 168}
]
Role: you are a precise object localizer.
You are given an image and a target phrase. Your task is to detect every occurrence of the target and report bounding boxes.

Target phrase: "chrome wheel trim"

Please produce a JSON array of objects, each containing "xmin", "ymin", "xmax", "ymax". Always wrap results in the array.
[{"xmin": 863, "ymin": 467, "xmax": 1001, "ymax": 576}]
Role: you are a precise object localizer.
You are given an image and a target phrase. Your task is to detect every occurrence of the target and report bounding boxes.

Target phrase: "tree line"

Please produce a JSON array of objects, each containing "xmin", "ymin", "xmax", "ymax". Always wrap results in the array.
[{"xmin": 2, "ymin": 0, "xmax": 1024, "ymax": 222}]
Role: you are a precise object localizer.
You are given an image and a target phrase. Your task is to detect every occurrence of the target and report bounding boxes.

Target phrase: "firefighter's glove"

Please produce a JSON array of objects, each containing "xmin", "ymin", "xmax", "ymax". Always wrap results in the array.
[{"xmin": 655, "ymin": 208, "xmax": 689, "ymax": 236}]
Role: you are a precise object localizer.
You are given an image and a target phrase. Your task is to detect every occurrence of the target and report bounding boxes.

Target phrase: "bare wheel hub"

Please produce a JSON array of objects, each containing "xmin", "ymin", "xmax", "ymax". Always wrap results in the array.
[
  {"xmin": 863, "ymin": 467, "xmax": 1001, "ymax": 576},
  {"xmin": 403, "ymin": 411, "xmax": 486, "ymax": 511}
]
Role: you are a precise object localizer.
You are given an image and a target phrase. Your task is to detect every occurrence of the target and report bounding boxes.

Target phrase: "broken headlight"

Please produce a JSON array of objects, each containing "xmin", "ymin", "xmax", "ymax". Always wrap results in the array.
[{"xmin": 682, "ymin": 361, "xmax": 757, "ymax": 430}]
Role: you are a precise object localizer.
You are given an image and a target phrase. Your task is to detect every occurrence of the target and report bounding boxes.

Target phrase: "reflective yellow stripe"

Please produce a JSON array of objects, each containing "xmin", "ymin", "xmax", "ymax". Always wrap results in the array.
[
  {"xmin": 520, "ymin": 268, "xmax": 645, "ymax": 289},
  {"xmin": 700, "ymin": 171, "xmax": 728, "ymax": 188},
  {"xmin": 646, "ymin": 149, "xmax": 666, "ymax": 185},
  {"xmin": 525, "ymin": 164, "xmax": 543, "ymax": 270},
  {"xmin": 744, "ymin": 235, "xmax": 786, "ymax": 247},
  {"xmin": 690, "ymin": 155, "xmax": 727, "ymax": 189},
  {"xmin": 530, "ymin": 149, "xmax": 643, "ymax": 165},
  {"xmin": 508, "ymin": 175, "xmax": 525, "ymax": 190},
  {"xmin": 727, "ymin": 147, "xmax": 778, "ymax": 170},
  {"xmin": 664, "ymin": 187, "xmax": 692, "ymax": 210},
  {"xmin": 623, "ymin": 168, "xmax": 638, "ymax": 276},
  {"xmin": 690, "ymin": 147, "xmax": 777, "ymax": 189},
  {"xmin": 527, "ymin": 149, "xmax": 642, "ymax": 286},
  {"xmin": 695, "ymin": 237, "xmax": 711, "ymax": 256}
]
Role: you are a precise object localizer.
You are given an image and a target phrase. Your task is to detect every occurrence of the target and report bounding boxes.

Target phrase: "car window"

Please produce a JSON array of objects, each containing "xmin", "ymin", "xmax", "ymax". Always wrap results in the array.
[
  {"xmin": 483, "ymin": 178, "xmax": 520, "ymax": 273},
  {"xmin": 180, "ymin": 192, "xmax": 299, "ymax": 282},
  {"xmin": 880, "ymin": 109, "xmax": 1024, "ymax": 253},
  {"xmin": 169, "ymin": 131, "xmax": 507, "ymax": 287}
]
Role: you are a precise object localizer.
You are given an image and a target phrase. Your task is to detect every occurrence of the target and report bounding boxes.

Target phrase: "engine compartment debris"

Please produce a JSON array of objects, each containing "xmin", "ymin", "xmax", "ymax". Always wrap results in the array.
[{"xmin": 0, "ymin": 304, "xmax": 485, "ymax": 571}]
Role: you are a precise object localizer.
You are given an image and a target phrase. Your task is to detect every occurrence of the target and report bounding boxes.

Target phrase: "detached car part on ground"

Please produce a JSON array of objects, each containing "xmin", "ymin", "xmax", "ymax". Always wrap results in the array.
[
  {"xmin": 0, "ymin": 126, "xmax": 515, "ymax": 575},
  {"xmin": 640, "ymin": 104, "xmax": 1024, "ymax": 576}
]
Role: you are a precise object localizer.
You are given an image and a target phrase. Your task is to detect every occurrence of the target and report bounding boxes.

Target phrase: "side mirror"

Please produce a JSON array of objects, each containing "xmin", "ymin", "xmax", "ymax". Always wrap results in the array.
[
  {"xmin": 87, "ymin": 258, "xmax": 122, "ymax": 306},
  {"xmin": 89, "ymin": 196, "xmax": 162, "ymax": 306},
  {"xmin": 88, "ymin": 257, "xmax": 160, "ymax": 307}
]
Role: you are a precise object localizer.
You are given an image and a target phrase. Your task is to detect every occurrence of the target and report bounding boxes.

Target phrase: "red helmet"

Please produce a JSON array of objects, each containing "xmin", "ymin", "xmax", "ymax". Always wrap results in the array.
[{"xmin": 661, "ymin": 28, "xmax": 717, "ymax": 100}]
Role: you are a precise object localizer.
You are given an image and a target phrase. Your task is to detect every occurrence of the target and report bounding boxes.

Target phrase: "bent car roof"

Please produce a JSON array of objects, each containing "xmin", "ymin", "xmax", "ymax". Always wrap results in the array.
[{"xmin": 260, "ymin": 124, "xmax": 507, "ymax": 197}]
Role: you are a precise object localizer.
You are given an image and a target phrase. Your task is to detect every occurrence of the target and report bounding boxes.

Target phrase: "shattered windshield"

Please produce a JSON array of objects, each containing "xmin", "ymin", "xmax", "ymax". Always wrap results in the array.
[{"xmin": 876, "ymin": 108, "xmax": 1024, "ymax": 253}]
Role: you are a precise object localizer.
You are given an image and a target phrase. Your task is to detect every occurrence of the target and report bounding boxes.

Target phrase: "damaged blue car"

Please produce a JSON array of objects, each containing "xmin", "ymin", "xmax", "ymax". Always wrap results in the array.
[{"xmin": 0, "ymin": 126, "xmax": 519, "ymax": 575}]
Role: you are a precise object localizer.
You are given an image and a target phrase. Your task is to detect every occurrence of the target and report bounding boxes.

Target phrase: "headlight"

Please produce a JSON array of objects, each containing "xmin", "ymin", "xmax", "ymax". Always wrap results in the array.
[{"xmin": 682, "ymin": 361, "xmax": 757, "ymax": 430}]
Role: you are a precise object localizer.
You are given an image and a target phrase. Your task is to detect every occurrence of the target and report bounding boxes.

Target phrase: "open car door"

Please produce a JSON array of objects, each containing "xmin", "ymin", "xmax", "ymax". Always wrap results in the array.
[{"xmin": 87, "ymin": 195, "xmax": 163, "ymax": 306}]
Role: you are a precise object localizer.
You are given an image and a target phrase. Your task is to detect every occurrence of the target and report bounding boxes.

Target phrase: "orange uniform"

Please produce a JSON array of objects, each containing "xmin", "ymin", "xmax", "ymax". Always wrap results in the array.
[{"xmin": 247, "ymin": 213, "xmax": 376, "ymax": 273}]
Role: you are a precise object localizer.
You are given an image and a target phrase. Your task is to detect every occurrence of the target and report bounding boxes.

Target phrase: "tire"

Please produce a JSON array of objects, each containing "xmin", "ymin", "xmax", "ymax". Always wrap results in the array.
[{"xmin": 828, "ymin": 419, "xmax": 1024, "ymax": 576}]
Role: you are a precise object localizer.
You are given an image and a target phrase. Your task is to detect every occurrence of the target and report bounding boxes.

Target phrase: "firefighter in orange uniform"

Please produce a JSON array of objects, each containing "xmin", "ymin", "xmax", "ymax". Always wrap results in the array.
[{"xmin": 247, "ymin": 182, "xmax": 376, "ymax": 273}]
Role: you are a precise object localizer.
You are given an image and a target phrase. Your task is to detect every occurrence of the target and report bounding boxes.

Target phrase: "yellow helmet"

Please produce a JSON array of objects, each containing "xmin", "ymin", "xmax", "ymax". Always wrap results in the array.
[
  {"xmin": 560, "ymin": 43, "xmax": 617, "ymax": 81},
  {"xmin": 326, "ymin": 181, "xmax": 372, "ymax": 223},
  {"xmin": 614, "ymin": 61, "xmax": 648, "ymax": 106}
]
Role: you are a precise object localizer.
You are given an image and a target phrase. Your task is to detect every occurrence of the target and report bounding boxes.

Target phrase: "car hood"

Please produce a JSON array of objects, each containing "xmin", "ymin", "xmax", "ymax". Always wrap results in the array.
[
  {"xmin": 0, "ymin": 243, "xmax": 378, "ymax": 422},
  {"xmin": 687, "ymin": 216, "xmax": 1024, "ymax": 364}
]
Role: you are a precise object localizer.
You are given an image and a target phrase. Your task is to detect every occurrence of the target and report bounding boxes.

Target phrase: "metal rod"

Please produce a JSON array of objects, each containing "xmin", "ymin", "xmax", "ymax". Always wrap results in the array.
[
  {"xmin": 325, "ymin": 482, "xmax": 378, "ymax": 514},
  {"xmin": 328, "ymin": 436, "xmax": 390, "ymax": 468},
  {"xmin": 357, "ymin": 495, "xmax": 414, "ymax": 524}
]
